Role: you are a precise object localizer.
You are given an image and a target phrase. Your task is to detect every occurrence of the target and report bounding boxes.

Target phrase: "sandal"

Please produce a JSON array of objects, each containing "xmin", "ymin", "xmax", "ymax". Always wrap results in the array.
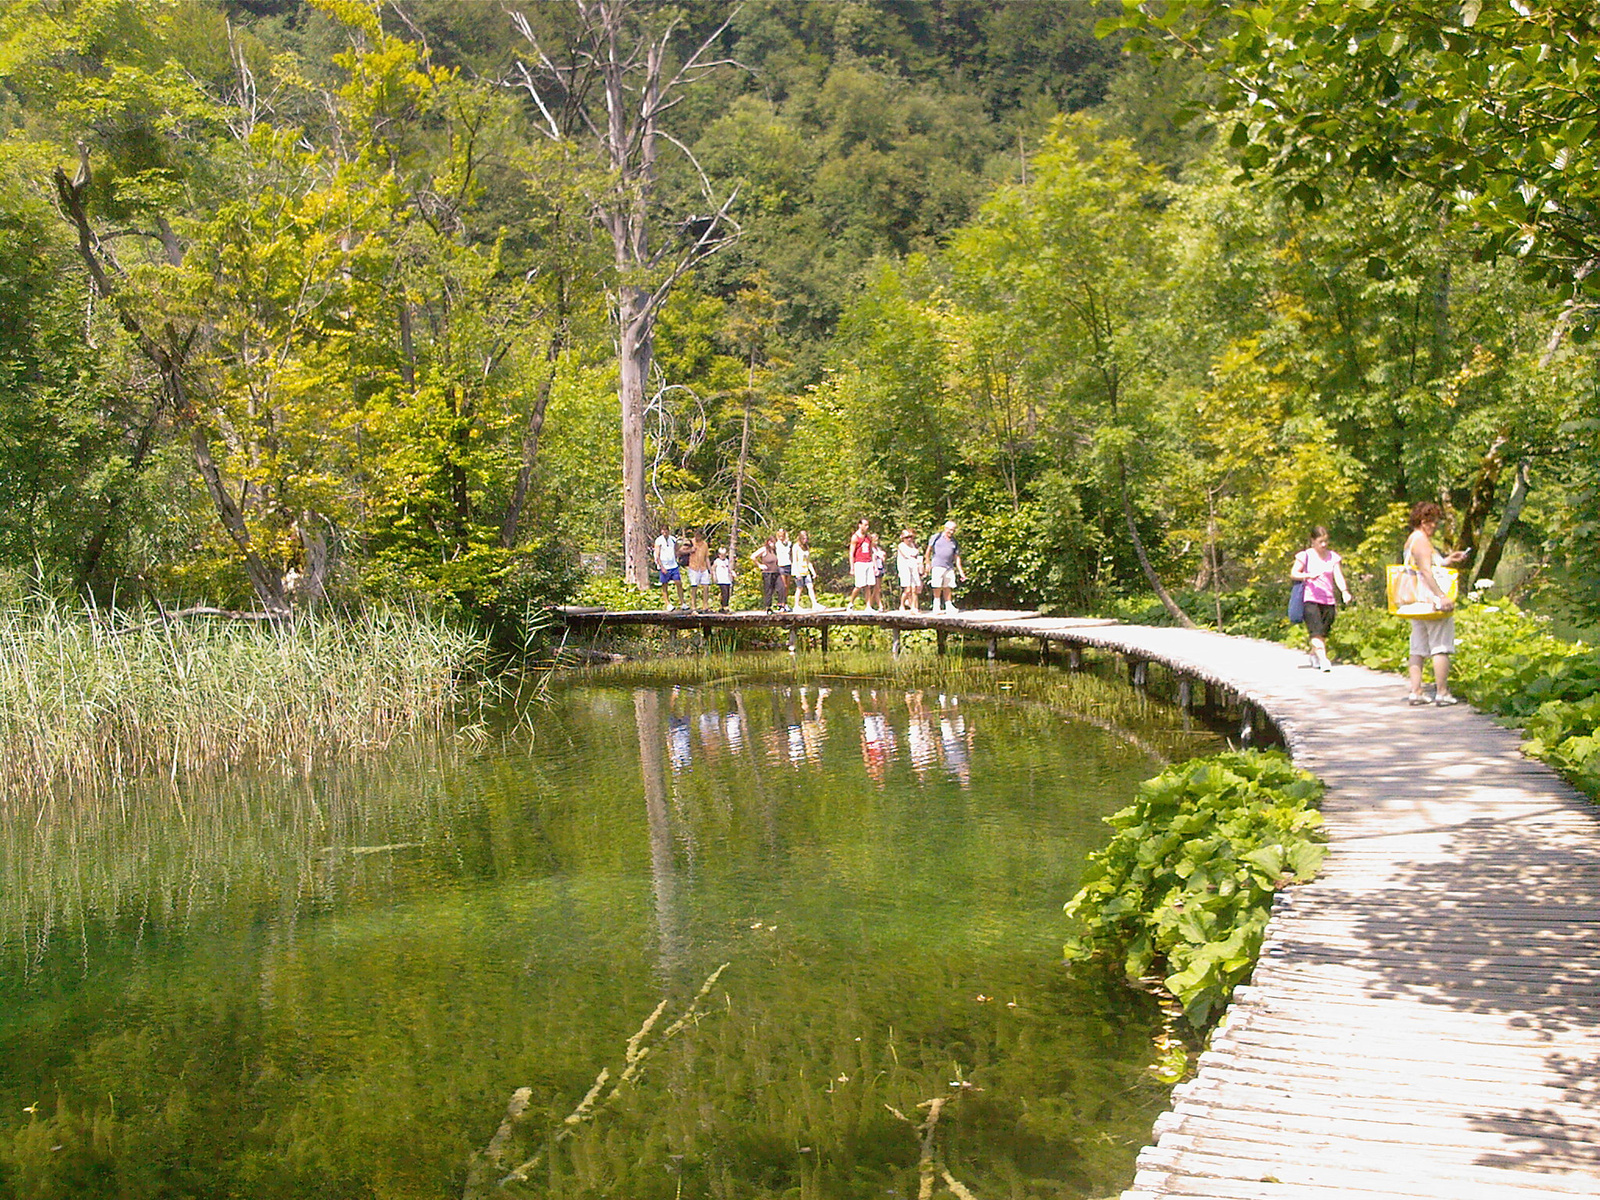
[
  {"xmin": 1434, "ymin": 694, "xmax": 1459, "ymax": 707},
  {"xmin": 1406, "ymin": 694, "xmax": 1429, "ymax": 706}
]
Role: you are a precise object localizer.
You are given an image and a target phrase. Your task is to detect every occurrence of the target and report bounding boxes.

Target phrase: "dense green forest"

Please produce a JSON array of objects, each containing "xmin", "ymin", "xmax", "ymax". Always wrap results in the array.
[{"xmin": 0, "ymin": 0, "xmax": 1595, "ymax": 633}]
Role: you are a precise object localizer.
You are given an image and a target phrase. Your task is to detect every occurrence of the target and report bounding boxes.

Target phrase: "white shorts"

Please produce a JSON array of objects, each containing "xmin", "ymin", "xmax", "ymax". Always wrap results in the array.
[
  {"xmin": 929, "ymin": 566, "xmax": 958, "ymax": 590},
  {"xmin": 1408, "ymin": 614, "xmax": 1455, "ymax": 658},
  {"xmin": 688, "ymin": 569, "xmax": 712, "ymax": 586},
  {"xmin": 898, "ymin": 563, "xmax": 921, "ymax": 588},
  {"xmin": 853, "ymin": 561, "xmax": 875, "ymax": 587}
]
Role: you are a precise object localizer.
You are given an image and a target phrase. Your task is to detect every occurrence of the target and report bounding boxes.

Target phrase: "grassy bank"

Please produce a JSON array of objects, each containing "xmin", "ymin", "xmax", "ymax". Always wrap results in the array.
[{"xmin": 0, "ymin": 603, "xmax": 494, "ymax": 798}]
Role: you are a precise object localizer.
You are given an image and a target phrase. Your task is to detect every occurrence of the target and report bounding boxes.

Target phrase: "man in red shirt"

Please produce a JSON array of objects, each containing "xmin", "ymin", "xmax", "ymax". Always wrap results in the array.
[{"xmin": 845, "ymin": 518, "xmax": 877, "ymax": 612}]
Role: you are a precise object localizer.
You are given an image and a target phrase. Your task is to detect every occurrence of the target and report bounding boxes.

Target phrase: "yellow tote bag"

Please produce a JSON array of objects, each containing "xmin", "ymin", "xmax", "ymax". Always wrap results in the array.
[{"xmin": 1386, "ymin": 564, "xmax": 1457, "ymax": 619}]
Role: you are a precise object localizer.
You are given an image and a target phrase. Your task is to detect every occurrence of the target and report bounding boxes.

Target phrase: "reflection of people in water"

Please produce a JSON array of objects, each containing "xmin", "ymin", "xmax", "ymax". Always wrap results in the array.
[
  {"xmin": 854, "ymin": 688, "xmax": 897, "ymax": 787},
  {"xmin": 937, "ymin": 694, "xmax": 973, "ymax": 788},
  {"xmin": 904, "ymin": 690, "xmax": 937, "ymax": 781},
  {"xmin": 799, "ymin": 686, "xmax": 828, "ymax": 765},
  {"xmin": 668, "ymin": 714, "xmax": 692, "ymax": 774},
  {"xmin": 697, "ymin": 709, "xmax": 723, "ymax": 761}
]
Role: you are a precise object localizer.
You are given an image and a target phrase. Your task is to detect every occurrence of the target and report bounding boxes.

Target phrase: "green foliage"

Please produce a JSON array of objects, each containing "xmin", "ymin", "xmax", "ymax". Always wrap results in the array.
[
  {"xmin": 1063, "ymin": 750, "xmax": 1325, "ymax": 1027},
  {"xmin": 1108, "ymin": 0, "xmax": 1600, "ymax": 326},
  {"xmin": 0, "ymin": 0, "xmax": 1595, "ymax": 641}
]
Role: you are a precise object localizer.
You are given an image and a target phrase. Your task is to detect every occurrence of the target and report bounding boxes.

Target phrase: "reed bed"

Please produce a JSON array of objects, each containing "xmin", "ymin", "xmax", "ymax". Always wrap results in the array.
[{"xmin": 0, "ymin": 601, "xmax": 494, "ymax": 798}]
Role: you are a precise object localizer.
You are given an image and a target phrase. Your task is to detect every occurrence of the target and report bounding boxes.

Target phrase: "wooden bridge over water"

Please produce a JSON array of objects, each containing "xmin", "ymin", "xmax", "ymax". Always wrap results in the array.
[{"xmin": 559, "ymin": 607, "xmax": 1600, "ymax": 1198}]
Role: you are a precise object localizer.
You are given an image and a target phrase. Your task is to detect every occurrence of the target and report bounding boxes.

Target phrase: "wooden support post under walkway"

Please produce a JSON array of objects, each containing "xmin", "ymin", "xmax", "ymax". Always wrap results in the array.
[{"xmin": 553, "ymin": 604, "xmax": 1600, "ymax": 1196}]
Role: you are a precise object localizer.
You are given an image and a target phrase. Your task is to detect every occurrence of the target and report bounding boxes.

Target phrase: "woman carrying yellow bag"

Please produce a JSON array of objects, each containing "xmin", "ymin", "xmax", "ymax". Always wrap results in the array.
[{"xmin": 1400, "ymin": 501, "xmax": 1471, "ymax": 707}]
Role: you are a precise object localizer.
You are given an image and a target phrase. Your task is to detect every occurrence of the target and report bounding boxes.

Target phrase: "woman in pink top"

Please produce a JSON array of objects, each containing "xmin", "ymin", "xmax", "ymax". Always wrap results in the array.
[{"xmin": 1290, "ymin": 525, "xmax": 1351, "ymax": 672}]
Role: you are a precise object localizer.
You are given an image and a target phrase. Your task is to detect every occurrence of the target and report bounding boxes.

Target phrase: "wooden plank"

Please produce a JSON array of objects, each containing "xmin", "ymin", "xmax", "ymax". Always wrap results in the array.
[
  {"xmin": 1134, "ymin": 1143, "xmax": 1600, "ymax": 1197},
  {"xmin": 1148, "ymin": 1131, "xmax": 1600, "ymax": 1187},
  {"xmin": 1158, "ymin": 1102, "xmax": 1600, "ymax": 1152}
]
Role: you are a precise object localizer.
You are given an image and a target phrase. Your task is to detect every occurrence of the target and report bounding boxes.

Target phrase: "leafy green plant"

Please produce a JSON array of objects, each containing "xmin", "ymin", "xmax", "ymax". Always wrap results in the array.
[{"xmin": 1063, "ymin": 751, "xmax": 1325, "ymax": 1028}]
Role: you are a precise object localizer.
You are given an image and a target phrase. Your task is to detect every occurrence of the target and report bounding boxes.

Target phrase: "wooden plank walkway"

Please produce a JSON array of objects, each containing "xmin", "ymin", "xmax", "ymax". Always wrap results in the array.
[{"xmin": 559, "ymin": 608, "xmax": 1600, "ymax": 1197}]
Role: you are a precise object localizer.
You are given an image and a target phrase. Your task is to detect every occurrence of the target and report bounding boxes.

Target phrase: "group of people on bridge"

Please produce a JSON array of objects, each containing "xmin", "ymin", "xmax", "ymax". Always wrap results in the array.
[{"xmin": 651, "ymin": 519, "xmax": 967, "ymax": 616}]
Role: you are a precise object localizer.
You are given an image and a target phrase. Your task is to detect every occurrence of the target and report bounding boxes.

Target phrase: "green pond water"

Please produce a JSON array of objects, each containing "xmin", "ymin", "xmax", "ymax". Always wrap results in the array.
[{"xmin": 0, "ymin": 658, "xmax": 1223, "ymax": 1200}]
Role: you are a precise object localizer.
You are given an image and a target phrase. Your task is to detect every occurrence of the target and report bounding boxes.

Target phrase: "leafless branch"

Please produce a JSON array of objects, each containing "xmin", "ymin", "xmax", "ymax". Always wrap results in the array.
[
  {"xmin": 655, "ymin": 5, "xmax": 742, "ymax": 102},
  {"xmin": 511, "ymin": 60, "xmax": 563, "ymax": 139},
  {"xmin": 657, "ymin": 129, "xmax": 717, "ymax": 204},
  {"xmin": 645, "ymin": 186, "xmax": 740, "ymax": 310}
]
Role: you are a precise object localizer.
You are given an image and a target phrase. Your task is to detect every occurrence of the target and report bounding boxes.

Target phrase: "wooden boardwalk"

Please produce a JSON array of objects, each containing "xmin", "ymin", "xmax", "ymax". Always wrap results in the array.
[{"xmin": 560, "ymin": 608, "xmax": 1600, "ymax": 1198}]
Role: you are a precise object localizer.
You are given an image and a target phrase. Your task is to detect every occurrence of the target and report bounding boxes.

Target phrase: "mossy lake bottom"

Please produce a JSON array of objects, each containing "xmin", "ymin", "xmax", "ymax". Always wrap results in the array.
[{"xmin": 0, "ymin": 658, "xmax": 1224, "ymax": 1200}]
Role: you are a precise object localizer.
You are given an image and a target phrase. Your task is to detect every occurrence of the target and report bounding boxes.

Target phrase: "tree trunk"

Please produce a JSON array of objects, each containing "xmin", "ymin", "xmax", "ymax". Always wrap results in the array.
[
  {"xmin": 186, "ymin": 423, "xmax": 291, "ymax": 619},
  {"xmin": 297, "ymin": 512, "xmax": 330, "ymax": 603},
  {"xmin": 619, "ymin": 286, "xmax": 653, "ymax": 588},
  {"xmin": 1120, "ymin": 459, "xmax": 1195, "ymax": 628},
  {"xmin": 75, "ymin": 388, "xmax": 165, "ymax": 593},
  {"xmin": 726, "ymin": 368, "xmax": 754, "ymax": 561},
  {"xmin": 55, "ymin": 164, "xmax": 290, "ymax": 619},
  {"xmin": 1455, "ymin": 434, "xmax": 1506, "ymax": 558},
  {"xmin": 1206, "ymin": 491, "xmax": 1224, "ymax": 631},
  {"xmin": 511, "ymin": 2, "xmax": 737, "ymax": 587},
  {"xmin": 500, "ymin": 357, "xmax": 559, "ymax": 550},
  {"xmin": 1473, "ymin": 460, "xmax": 1530, "ymax": 585}
]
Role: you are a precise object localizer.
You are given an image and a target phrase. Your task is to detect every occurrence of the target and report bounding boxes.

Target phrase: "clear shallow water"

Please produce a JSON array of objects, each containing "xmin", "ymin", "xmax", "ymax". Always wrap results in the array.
[{"xmin": 0, "ymin": 663, "xmax": 1222, "ymax": 1200}]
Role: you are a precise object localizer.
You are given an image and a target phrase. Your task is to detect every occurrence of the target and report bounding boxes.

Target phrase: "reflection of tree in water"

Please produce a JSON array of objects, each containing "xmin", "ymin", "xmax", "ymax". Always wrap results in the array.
[{"xmin": 634, "ymin": 689, "xmax": 686, "ymax": 979}]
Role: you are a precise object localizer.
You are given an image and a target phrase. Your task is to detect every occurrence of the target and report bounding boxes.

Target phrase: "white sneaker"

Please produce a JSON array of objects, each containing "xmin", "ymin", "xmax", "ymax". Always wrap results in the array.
[
  {"xmin": 945, "ymin": 603, "xmax": 959, "ymax": 614},
  {"xmin": 931, "ymin": 603, "xmax": 943, "ymax": 614}
]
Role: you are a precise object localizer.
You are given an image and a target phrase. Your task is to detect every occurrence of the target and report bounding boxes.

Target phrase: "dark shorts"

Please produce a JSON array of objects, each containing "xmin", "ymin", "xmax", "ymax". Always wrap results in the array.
[
  {"xmin": 659, "ymin": 566, "xmax": 681, "ymax": 584},
  {"xmin": 1304, "ymin": 600, "xmax": 1336, "ymax": 639}
]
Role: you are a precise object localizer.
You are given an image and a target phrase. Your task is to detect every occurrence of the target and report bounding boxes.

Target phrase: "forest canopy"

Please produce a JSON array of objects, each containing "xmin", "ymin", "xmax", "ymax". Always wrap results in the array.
[{"xmin": 0, "ymin": 0, "xmax": 1594, "ymax": 630}]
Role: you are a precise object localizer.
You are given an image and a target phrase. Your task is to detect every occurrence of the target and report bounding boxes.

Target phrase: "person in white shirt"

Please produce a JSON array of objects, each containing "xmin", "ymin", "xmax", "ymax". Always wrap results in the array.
[
  {"xmin": 895, "ymin": 529, "xmax": 923, "ymax": 611},
  {"xmin": 711, "ymin": 546, "xmax": 734, "ymax": 611},
  {"xmin": 653, "ymin": 526, "xmax": 684, "ymax": 610},
  {"xmin": 791, "ymin": 531, "xmax": 820, "ymax": 611},
  {"xmin": 774, "ymin": 529, "xmax": 794, "ymax": 611}
]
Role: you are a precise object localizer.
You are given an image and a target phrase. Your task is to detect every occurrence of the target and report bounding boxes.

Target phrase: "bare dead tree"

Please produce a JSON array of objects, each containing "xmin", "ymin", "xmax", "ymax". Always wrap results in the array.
[{"xmin": 508, "ymin": 0, "xmax": 742, "ymax": 588}]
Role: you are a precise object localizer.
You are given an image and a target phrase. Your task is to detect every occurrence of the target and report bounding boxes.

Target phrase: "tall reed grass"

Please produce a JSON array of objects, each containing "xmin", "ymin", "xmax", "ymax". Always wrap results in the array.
[{"xmin": 0, "ymin": 601, "xmax": 494, "ymax": 798}]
